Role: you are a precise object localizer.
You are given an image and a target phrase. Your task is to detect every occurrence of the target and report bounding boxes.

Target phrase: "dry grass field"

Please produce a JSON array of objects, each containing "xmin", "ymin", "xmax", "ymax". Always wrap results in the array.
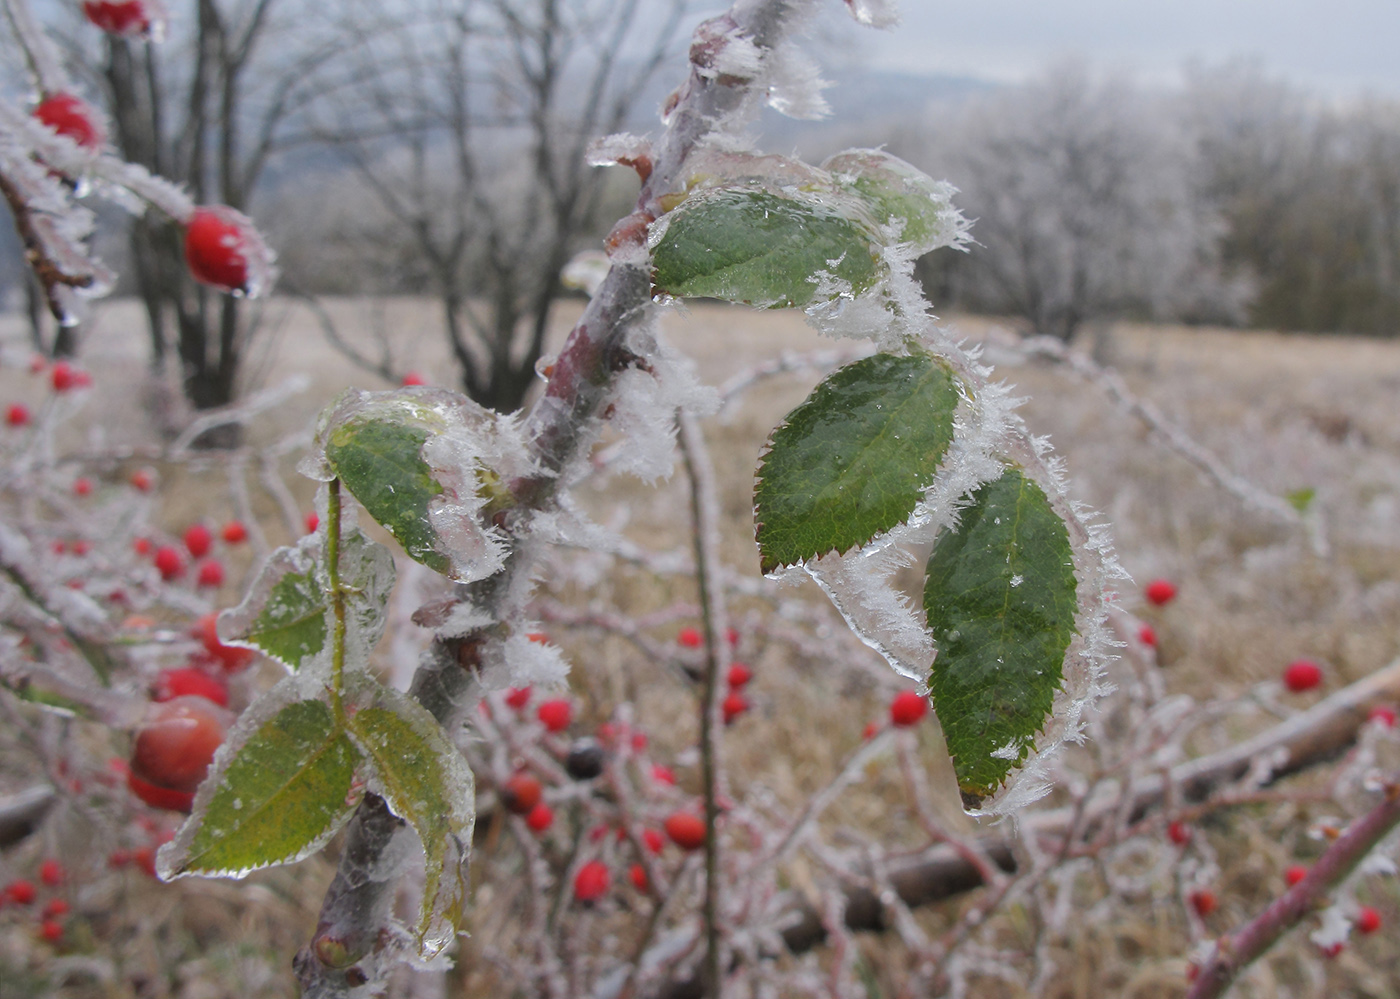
[{"xmin": 0, "ymin": 296, "xmax": 1397, "ymax": 997}]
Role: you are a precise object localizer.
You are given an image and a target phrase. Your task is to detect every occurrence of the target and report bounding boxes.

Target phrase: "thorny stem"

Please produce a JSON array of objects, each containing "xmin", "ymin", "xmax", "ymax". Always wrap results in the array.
[
  {"xmin": 296, "ymin": 3, "xmax": 818, "ymax": 992},
  {"xmin": 678, "ymin": 409, "xmax": 727, "ymax": 997},
  {"xmin": 326, "ymin": 478, "xmax": 345, "ymax": 718},
  {"xmin": 1186, "ymin": 775, "xmax": 1400, "ymax": 999}
]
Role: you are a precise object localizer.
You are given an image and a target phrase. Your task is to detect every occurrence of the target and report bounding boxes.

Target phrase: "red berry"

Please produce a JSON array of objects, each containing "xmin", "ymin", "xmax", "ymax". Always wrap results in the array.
[
  {"xmin": 50, "ymin": 361, "xmax": 78, "ymax": 392},
  {"xmin": 1367, "ymin": 704, "xmax": 1397, "ymax": 727},
  {"xmin": 1283, "ymin": 659, "xmax": 1323, "ymax": 693},
  {"xmin": 42, "ymin": 898, "xmax": 68, "ymax": 918},
  {"xmin": 196, "ymin": 560, "xmax": 224, "ymax": 588},
  {"xmin": 1189, "ymin": 888, "xmax": 1217, "ymax": 917},
  {"xmin": 82, "ymin": 0, "xmax": 161, "ymax": 36},
  {"xmin": 722, "ymin": 690, "xmax": 749, "ymax": 724},
  {"xmin": 401, "ymin": 372, "xmax": 425, "ymax": 386},
  {"xmin": 677, "ymin": 627, "xmax": 702, "ymax": 648},
  {"xmin": 500, "ymin": 773, "xmax": 542, "ymax": 815},
  {"xmin": 890, "ymin": 690, "xmax": 928, "ymax": 727},
  {"xmin": 664, "ymin": 811, "xmax": 706, "ymax": 851},
  {"xmin": 1167, "ymin": 821, "xmax": 1191, "ymax": 846},
  {"xmin": 221, "ymin": 520, "xmax": 247, "ymax": 544},
  {"xmin": 642, "ymin": 828, "xmax": 665, "ymax": 854},
  {"xmin": 133, "ymin": 537, "xmax": 152, "ymax": 556},
  {"xmin": 127, "ymin": 775, "xmax": 194, "ymax": 813},
  {"xmin": 72, "ymin": 540, "xmax": 90, "ymax": 556},
  {"xmin": 183, "ymin": 206, "xmax": 266, "ymax": 295},
  {"xmin": 726, "ymin": 662, "xmax": 752, "ymax": 688},
  {"xmin": 153, "ymin": 545, "xmax": 184, "ymax": 580},
  {"xmin": 6, "ymin": 403, "xmax": 29, "ymax": 427},
  {"xmin": 39, "ymin": 919, "xmax": 63, "ymax": 943},
  {"xmin": 1321, "ymin": 942, "xmax": 1344, "ymax": 959},
  {"xmin": 1356, "ymin": 906, "xmax": 1382, "ymax": 935},
  {"xmin": 129, "ymin": 696, "xmax": 228, "ymax": 804},
  {"xmin": 1284, "ymin": 865, "xmax": 1308, "ymax": 886},
  {"xmin": 573, "ymin": 860, "xmax": 610, "ymax": 903},
  {"xmin": 725, "ymin": 627, "xmax": 740, "ymax": 647},
  {"xmin": 628, "ymin": 863, "xmax": 648, "ymax": 891},
  {"xmin": 526, "ymin": 632, "xmax": 549, "ymax": 643},
  {"xmin": 195, "ymin": 613, "xmax": 255, "ymax": 673},
  {"xmin": 537, "ymin": 698, "xmax": 572, "ymax": 733},
  {"xmin": 1145, "ymin": 579, "xmax": 1177, "ymax": 606},
  {"xmin": 630, "ymin": 731, "xmax": 648, "ymax": 752},
  {"xmin": 129, "ymin": 469, "xmax": 153, "ymax": 492},
  {"xmin": 153, "ymin": 666, "xmax": 229, "ymax": 707},
  {"xmin": 304, "ymin": 512, "xmax": 319, "ymax": 534},
  {"xmin": 184, "ymin": 524, "xmax": 212, "ymax": 558},
  {"xmin": 651, "ymin": 764, "xmax": 675, "ymax": 785},
  {"xmin": 38, "ymin": 859, "xmax": 63, "ymax": 886},
  {"xmin": 72, "ymin": 477, "xmax": 93, "ymax": 497},
  {"xmin": 1138, "ymin": 624, "xmax": 1157, "ymax": 648},
  {"xmin": 6, "ymin": 880, "xmax": 35, "ymax": 905},
  {"xmin": 504, "ymin": 686, "xmax": 531, "ymax": 710},
  {"xmin": 862, "ymin": 720, "xmax": 880, "ymax": 740},
  {"xmin": 33, "ymin": 93, "xmax": 104, "ymax": 150},
  {"xmin": 525, "ymin": 801, "xmax": 554, "ymax": 833}
]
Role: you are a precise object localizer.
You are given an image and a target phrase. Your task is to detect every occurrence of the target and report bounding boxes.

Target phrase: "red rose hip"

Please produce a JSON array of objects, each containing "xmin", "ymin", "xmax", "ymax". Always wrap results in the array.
[
  {"xmin": 500, "ymin": 773, "xmax": 542, "ymax": 815},
  {"xmin": 664, "ymin": 811, "xmax": 706, "ymax": 851},
  {"xmin": 33, "ymin": 93, "xmax": 105, "ymax": 150},
  {"xmin": 1283, "ymin": 659, "xmax": 1322, "ymax": 692},
  {"xmin": 537, "ymin": 698, "xmax": 572, "ymax": 733},
  {"xmin": 128, "ymin": 696, "xmax": 228, "ymax": 809},
  {"xmin": 889, "ymin": 690, "xmax": 928, "ymax": 727},
  {"xmin": 573, "ymin": 860, "xmax": 610, "ymax": 903},
  {"xmin": 1144, "ymin": 578, "xmax": 1177, "ymax": 606},
  {"xmin": 82, "ymin": 0, "xmax": 163, "ymax": 37},
  {"xmin": 183, "ymin": 205, "xmax": 272, "ymax": 295}
]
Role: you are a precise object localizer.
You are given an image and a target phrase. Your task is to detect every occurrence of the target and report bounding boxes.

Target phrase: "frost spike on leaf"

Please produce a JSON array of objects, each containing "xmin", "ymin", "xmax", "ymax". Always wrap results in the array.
[
  {"xmin": 755, "ymin": 351, "xmax": 959, "ymax": 573},
  {"xmin": 345, "ymin": 685, "xmax": 475, "ymax": 960},
  {"xmin": 822, "ymin": 149, "xmax": 966, "ymax": 256},
  {"xmin": 158, "ymin": 698, "xmax": 361, "ymax": 879},
  {"xmin": 649, "ymin": 186, "xmax": 882, "ymax": 308},
  {"xmin": 923, "ymin": 468, "xmax": 1079, "ymax": 809}
]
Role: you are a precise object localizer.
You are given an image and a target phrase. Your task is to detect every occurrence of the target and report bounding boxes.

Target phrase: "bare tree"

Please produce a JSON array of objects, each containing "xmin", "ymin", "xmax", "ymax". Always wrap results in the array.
[
  {"xmin": 921, "ymin": 63, "xmax": 1240, "ymax": 342},
  {"xmin": 79, "ymin": 0, "xmax": 340, "ymax": 421},
  {"xmin": 308, "ymin": 0, "xmax": 690, "ymax": 412},
  {"xmin": 1184, "ymin": 62, "xmax": 1400, "ymax": 335}
]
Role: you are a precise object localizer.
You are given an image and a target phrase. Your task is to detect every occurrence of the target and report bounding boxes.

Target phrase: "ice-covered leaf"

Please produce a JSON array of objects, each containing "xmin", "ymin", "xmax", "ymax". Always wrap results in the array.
[
  {"xmin": 306, "ymin": 389, "xmax": 526, "ymax": 583},
  {"xmin": 219, "ymin": 530, "xmax": 393, "ymax": 674},
  {"xmin": 346, "ymin": 686, "xmax": 474, "ymax": 960},
  {"xmin": 823, "ymin": 149, "xmax": 965, "ymax": 256},
  {"xmin": 923, "ymin": 469, "xmax": 1079, "ymax": 808},
  {"xmin": 325, "ymin": 418, "xmax": 452, "ymax": 575},
  {"xmin": 650, "ymin": 186, "xmax": 882, "ymax": 308},
  {"xmin": 755, "ymin": 351, "xmax": 959, "ymax": 573},
  {"xmin": 159, "ymin": 698, "xmax": 361, "ymax": 878}
]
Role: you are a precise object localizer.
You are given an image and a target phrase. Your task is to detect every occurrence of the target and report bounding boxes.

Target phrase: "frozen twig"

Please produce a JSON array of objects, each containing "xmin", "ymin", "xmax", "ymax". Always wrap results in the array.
[
  {"xmin": 1186, "ymin": 773, "xmax": 1400, "ymax": 999},
  {"xmin": 677, "ymin": 408, "xmax": 730, "ymax": 996}
]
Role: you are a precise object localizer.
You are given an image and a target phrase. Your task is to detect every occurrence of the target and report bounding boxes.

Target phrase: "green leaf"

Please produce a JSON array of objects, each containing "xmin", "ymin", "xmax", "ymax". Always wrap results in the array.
[
  {"xmin": 651, "ymin": 187, "xmax": 882, "ymax": 308},
  {"xmin": 923, "ymin": 469, "xmax": 1079, "ymax": 808},
  {"xmin": 755, "ymin": 351, "xmax": 960, "ymax": 573},
  {"xmin": 1286, "ymin": 486, "xmax": 1316, "ymax": 513},
  {"xmin": 162, "ymin": 699, "xmax": 361, "ymax": 877},
  {"xmin": 347, "ymin": 689, "xmax": 474, "ymax": 960},
  {"xmin": 324, "ymin": 419, "xmax": 451, "ymax": 575},
  {"xmin": 824, "ymin": 149, "xmax": 963, "ymax": 255},
  {"xmin": 243, "ymin": 568, "xmax": 326, "ymax": 669}
]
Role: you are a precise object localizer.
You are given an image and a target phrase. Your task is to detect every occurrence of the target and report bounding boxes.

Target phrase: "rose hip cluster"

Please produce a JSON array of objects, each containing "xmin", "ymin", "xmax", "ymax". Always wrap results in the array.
[
  {"xmin": 486, "ymin": 650, "xmax": 755, "ymax": 907},
  {"xmin": 1, "ymin": 859, "xmax": 71, "ymax": 945}
]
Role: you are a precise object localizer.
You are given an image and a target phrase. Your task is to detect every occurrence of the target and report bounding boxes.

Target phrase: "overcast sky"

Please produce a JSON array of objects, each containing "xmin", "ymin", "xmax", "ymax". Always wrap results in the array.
[{"xmin": 828, "ymin": 0, "xmax": 1400, "ymax": 97}]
